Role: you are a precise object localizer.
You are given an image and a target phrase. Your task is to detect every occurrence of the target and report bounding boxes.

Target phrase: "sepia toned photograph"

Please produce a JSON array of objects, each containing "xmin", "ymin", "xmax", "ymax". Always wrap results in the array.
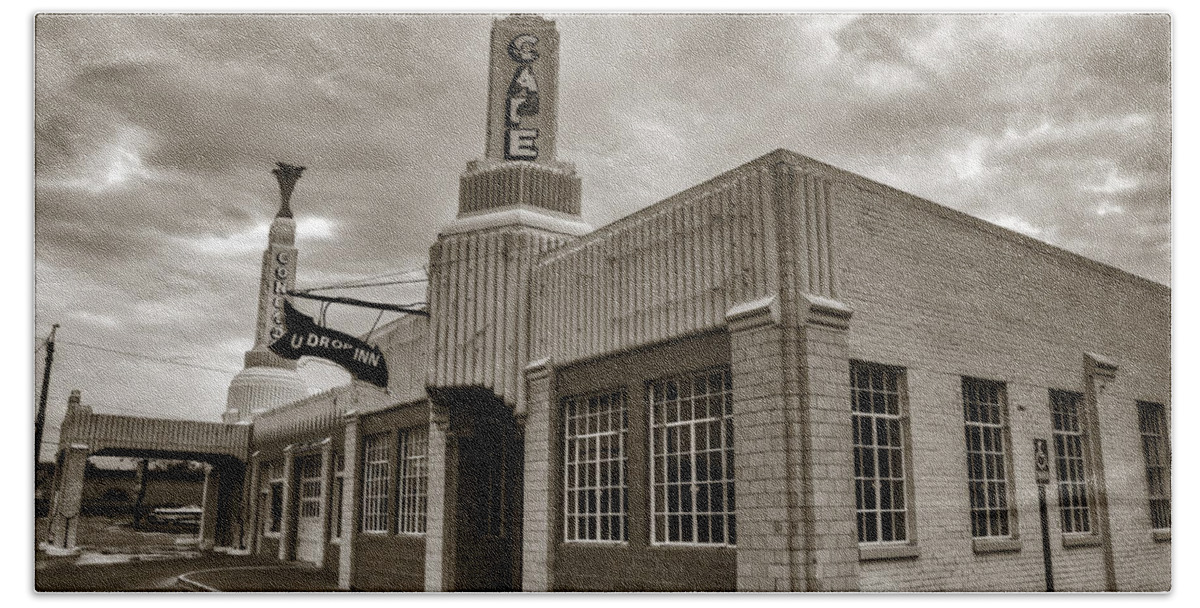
[{"xmin": 33, "ymin": 11, "xmax": 1170, "ymax": 592}]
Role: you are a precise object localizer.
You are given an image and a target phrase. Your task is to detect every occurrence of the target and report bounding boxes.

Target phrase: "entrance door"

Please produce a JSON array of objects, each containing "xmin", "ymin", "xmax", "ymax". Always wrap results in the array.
[
  {"xmin": 294, "ymin": 455, "xmax": 324, "ymax": 564},
  {"xmin": 453, "ymin": 404, "xmax": 523, "ymax": 590}
]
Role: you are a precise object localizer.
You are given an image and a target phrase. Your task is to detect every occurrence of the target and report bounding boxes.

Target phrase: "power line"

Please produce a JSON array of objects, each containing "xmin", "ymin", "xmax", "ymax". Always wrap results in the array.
[
  {"xmin": 301, "ymin": 276, "xmax": 428, "ymax": 292},
  {"xmin": 301, "ymin": 265, "xmax": 427, "ymax": 292},
  {"xmin": 56, "ymin": 340, "xmax": 240, "ymax": 375}
]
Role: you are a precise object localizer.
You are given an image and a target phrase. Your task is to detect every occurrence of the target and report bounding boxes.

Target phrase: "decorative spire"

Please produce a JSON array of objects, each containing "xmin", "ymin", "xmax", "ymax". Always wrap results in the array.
[{"xmin": 272, "ymin": 162, "xmax": 305, "ymax": 218}]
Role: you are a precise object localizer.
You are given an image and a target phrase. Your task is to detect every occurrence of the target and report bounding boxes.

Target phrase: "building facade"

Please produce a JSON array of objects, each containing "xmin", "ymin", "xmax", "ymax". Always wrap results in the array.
[{"xmin": 46, "ymin": 15, "xmax": 1170, "ymax": 592}]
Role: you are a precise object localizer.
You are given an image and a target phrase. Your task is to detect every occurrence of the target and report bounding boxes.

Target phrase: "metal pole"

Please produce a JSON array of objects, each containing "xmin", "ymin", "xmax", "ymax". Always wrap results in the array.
[{"xmin": 34, "ymin": 324, "xmax": 59, "ymax": 465}]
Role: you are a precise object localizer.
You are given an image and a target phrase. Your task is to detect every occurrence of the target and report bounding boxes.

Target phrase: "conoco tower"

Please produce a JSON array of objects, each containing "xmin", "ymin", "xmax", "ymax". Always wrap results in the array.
[{"xmin": 222, "ymin": 163, "xmax": 309, "ymax": 424}]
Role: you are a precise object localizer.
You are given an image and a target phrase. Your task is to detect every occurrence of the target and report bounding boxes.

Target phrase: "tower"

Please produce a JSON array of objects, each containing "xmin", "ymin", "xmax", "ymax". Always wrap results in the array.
[
  {"xmin": 421, "ymin": 15, "xmax": 589, "ymax": 591},
  {"xmin": 223, "ymin": 163, "xmax": 308, "ymax": 424},
  {"xmin": 428, "ymin": 14, "xmax": 589, "ymax": 404}
]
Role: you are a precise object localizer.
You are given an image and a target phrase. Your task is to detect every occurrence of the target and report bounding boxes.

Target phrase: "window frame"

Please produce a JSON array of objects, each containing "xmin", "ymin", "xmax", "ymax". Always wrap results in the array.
[
  {"xmin": 396, "ymin": 426, "xmax": 430, "ymax": 536},
  {"xmin": 851, "ymin": 360, "xmax": 919, "ymax": 560},
  {"xmin": 1049, "ymin": 389, "xmax": 1097, "ymax": 541},
  {"xmin": 561, "ymin": 387, "xmax": 630, "ymax": 544},
  {"xmin": 360, "ymin": 432, "xmax": 393, "ymax": 535},
  {"xmin": 961, "ymin": 377, "xmax": 1020, "ymax": 551},
  {"xmin": 647, "ymin": 366, "xmax": 736, "ymax": 548},
  {"xmin": 261, "ymin": 462, "xmax": 284, "ymax": 538},
  {"xmin": 1136, "ymin": 401, "xmax": 1171, "ymax": 534}
]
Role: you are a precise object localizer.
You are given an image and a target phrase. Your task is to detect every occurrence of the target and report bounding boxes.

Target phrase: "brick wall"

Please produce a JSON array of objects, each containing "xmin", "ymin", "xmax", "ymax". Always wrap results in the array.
[{"xmin": 825, "ymin": 166, "xmax": 1170, "ymax": 591}]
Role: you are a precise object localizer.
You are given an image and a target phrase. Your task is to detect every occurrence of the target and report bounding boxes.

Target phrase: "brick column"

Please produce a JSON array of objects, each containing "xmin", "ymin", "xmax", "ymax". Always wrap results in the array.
[
  {"xmin": 1084, "ymin": 352, "xmax": 1119, "ymax": 591},
  {"xmin": 520, "ymin": 357, "xmax": 556, "ymax": 591},
  {"xmin": 425, "ymin": 399, "xmax": 458, "ymax": 591},
  {"xmin": 197, "ymin": 465, "xmax": 221, "ymax": 551},
  {"xmin": 314, "ymin": 438, "xmax": 333, "ymax": 568},
  {"xmin": 726, "ymin": 295, "xmax": 796, "ymax": 591},
  {"xmin": 278, "ymin": 444, "xmax": 295, "ymax": 561},
  {"xmin": 795, "ymin": 294, "xmax": 858, "ymax": 591},
  {"xmin": 246, "ymin": 452, "xmax": 261, "ymax": 555},
  {"xmin": 46, "ymin": 443, "xmax": 89, "ymax": 553},
  {"xmin": 338, "ymin": 411, "xmax": 361, "ymax": 590}
]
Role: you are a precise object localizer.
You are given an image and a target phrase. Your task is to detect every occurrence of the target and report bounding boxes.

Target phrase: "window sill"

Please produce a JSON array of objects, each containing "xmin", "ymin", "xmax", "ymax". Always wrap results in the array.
[
  {"xmin": 859, "ymin": 543, "xmax": 920, "ymax": 561},
  {"xmin": 263, "ymin": 532, "xmax": 281, "ymax": 539},
  {"xmin": 972, "ymin": 537, "xmax": 1022, "ymax": 554},
  {"xmin": 1152, "ymin": 529, "xmax": 1171, "ymax": 543},
  {"xmin": 1062, "ymin": 533, "xmax": 1102, "ymax": 548}
]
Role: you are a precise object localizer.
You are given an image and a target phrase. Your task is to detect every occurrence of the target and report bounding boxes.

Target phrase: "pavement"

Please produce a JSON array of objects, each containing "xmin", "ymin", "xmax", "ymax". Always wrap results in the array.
[{"xmin": 34, "ymin": 516, "xmax": 340, "ymax": 592}]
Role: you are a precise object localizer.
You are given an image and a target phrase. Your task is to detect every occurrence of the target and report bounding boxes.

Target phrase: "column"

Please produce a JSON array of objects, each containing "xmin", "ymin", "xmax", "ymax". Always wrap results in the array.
[
  {"xmin": 726, "ymin": 295, "xmax": 795, "ymax": 591},
  {"xmin": 1084, "ymin": 352, "xmax": 1119, "ymax": 591},
  {"xmin": 338, "ymin": 411, "xmax": 361, "ymax": 590},
  {"xmin": 317, "ymin": 437, "xmax": 333, "ymax": 569},
  {"xmin": 277, "ymin": 444, "xmax": 295, "ymax": 561},
  {"xmin": 795, "ymin": 294, "xmax": 858, "ymax": 591},
  {"xmin": 197, "ymin": 464, "xmax": 221, "ymax": 551},
  {"xmin": 46, "ymin": 443, "xmax": 89, "ymax": 553},
  {"xmin": 425, "ymin": 399, "xmax": 458, "ymax": 591},
  {"xmin": 245, "ymin": 452, "xmax": 262, "ymax": 555},
  {"xmin": 520, "ymin": 357, "xmax": 555, "ymax": 591}
]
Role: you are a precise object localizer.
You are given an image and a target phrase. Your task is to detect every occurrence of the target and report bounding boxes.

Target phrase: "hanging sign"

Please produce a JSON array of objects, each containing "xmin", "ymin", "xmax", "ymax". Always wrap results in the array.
[{"xmin": 269, "ymin": 300, "xmax": 389, "ymax": 389}]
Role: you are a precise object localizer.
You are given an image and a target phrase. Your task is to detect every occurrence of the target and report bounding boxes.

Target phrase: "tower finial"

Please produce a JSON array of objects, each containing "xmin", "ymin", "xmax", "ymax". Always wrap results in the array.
[{"xmin": 272, "ymin": 162, "xmax": 305, "ymax": 218}]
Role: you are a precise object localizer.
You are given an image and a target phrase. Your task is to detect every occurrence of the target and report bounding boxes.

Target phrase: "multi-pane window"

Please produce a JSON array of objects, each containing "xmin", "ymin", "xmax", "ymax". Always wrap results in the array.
[
  {"xmin": 563, "ymin": 390, "xmax": 628, "ymax": 542},
  {"xmin": 298, "ymin": 456, "xmax": 322, "ymax": 518},
  {"xmin": 397, "ymin": 427, "xmax": 430, "ymax": 534},
  {"xmin": 1050, "ymin": 390, "xmax": 1091, "ymax": 534},
  {"xmin": 962, "ymin": 378, "xmax": 1013, "ymax": 538},
  {"xmin": 851, "ymin": 361, "xmax": 909, "ymax": 544},
  {"xmin": 649, "ymin": 367, "xmax": 736, "ymax": 546},
  {"xmin": 361, "ymin": 433, "xmax": 391, "ymax": 533},
  {"xmin": 1137, "ymin": 401, "xmax": 1171, "ymax": 530}
]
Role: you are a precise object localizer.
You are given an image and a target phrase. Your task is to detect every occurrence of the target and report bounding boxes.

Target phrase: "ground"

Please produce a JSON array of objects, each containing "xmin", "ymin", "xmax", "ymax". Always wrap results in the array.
[{"xmin": 34, "ymin": 516, "xmax": 337, "ymax": 592}]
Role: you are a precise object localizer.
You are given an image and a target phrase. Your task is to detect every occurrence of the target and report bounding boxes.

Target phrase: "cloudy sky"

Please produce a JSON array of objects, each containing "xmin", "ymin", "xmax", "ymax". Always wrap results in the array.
[{"xmin": 32, "ymin": 13, "xmax": 1170, "ymax": 457}]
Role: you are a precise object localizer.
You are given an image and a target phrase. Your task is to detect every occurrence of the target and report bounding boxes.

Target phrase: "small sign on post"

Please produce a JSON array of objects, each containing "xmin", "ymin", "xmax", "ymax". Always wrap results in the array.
[{"xmin": 1034, "ymin": 438, "xmax": 1050, "ymax": 485}]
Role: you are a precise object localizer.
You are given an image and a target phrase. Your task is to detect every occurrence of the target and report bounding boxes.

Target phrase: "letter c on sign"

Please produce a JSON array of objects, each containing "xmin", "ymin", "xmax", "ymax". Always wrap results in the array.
[{"xmin": 276, "ymin": 251, "xmax": 290, "ymax": 265}]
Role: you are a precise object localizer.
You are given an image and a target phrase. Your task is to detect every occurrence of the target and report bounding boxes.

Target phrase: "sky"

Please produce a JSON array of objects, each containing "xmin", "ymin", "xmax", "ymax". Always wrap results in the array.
[{"xmin": 31, "ymin": 12, "xmax": 1171, "ymax": 459}]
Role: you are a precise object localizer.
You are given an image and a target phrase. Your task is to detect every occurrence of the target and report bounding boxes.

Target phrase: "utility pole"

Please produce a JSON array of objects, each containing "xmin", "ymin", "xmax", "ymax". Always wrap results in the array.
[{"xmin": 34, "ymin": 324, "xmax": 59, "ymax": 466}]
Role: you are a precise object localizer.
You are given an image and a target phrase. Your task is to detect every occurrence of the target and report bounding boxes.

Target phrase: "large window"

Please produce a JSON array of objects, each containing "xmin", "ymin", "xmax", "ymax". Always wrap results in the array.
[
  {"xmin": 563, "ymin": 389, "xmax": 628, "ymax": 542},
  {"xmin": 649, "ymin": 367, "xmax": 735, "ymax": 546},
  {"xmin": 361, "ymin": 433, "xmax": 391, "ymax": 533},
  {"xmin": 962, "ymin": 378, "xmax": 1013, "ymax": 538},
  {"xmin": 1050, "ymin": 390, "xmax": 1092, "ymax": 534},
  {"xmin": 1137, "ymin": 401, "xmax": 1171, "ymax": 530},
  {"xmin": 397, "ymin": 427, "xmax": 430, "ymax": 534},
  {"xmin": 852, "ymin": 361, "xmax": 910, "ymax": 544}
]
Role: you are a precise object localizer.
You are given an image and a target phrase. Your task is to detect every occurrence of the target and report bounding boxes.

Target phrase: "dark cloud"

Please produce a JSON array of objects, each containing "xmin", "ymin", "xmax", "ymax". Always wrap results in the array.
[{"xmin": 34, "ymin": 14, "xmax": 1170, "ymax": 454}]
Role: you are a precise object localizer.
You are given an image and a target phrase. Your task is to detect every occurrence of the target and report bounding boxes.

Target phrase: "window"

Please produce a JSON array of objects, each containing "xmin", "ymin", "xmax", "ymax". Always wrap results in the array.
[
  {"xmin": 563, "ymin": 389, "xmax": 628, "ymax": 542},
  {"xmin": 649, "ymin": 367, "xmax": 735, "ymax": 546},
  {"xmin": 962, "ymin": 378, "xmax": 1013, "ymax": 538},
  {"xmin": 397, "ymin": 427, "xmax": 430, "ymax": 534},
  {"xmin": 297, "ymin": 456, "xmax": 322, "ymax": 518},
  {"xmin": 1137, "ymin": 401, "xmax": 1170, "ymax": 530},
  {"xmin": 1050, "ymin": 390, "xmax": 1092, "ymax": 534},
  {"xmin": 852, "ymin": 361, "xmax": 910, "ymax": 544},
  {"xmin": 361, "ymin": 433, "xmax": 391, "ymax": 533}
]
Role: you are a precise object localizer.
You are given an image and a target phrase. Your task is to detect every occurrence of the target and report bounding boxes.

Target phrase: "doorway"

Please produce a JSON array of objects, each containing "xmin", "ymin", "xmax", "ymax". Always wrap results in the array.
[
  {"xmin": 294, "ymin": 455, "xmax": 324, "ymax": 564},
  {"xmin": 451, "ymin": 398, "xmax": 524, "ymax": 591}
]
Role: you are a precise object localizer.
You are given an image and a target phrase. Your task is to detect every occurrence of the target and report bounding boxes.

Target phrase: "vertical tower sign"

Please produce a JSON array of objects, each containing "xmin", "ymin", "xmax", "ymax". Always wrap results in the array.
[{"xmin": 484, "ymin": 15, "xmax": 560, "ymax": 163}]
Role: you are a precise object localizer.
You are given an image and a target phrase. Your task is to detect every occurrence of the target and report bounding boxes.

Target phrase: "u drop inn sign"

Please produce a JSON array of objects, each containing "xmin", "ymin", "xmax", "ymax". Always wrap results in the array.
[{"xmin": 269, "ymin": 300, "xmax": 389, "ymax": 389}]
